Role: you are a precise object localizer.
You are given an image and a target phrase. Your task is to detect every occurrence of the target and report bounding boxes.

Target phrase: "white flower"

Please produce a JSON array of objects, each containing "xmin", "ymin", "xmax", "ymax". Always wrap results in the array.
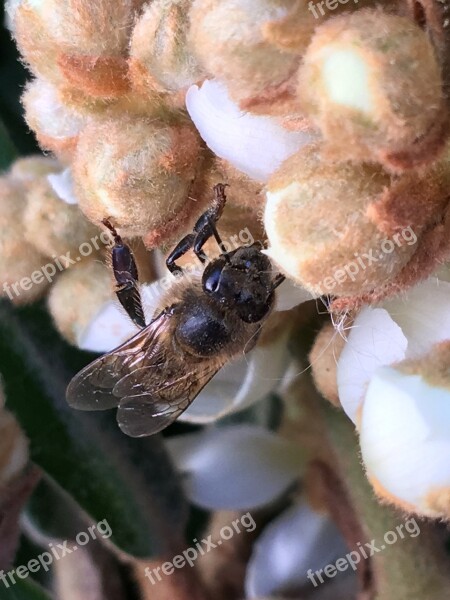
[
  {"xmin": 245, "ymin": 502, "xmax": 351, "ymax": 598},
  {"xmin": 337, "ymin": 276, "xmax": 450, "ymax": 425},
  {"xmin": 47, "ymin": 168, "xmax": 78, "ymax": 205},
  {"xmin": 360, "ymin": 365, "xmax": 450, "ymax": 519},
  {"xmin": 186, "ymin": 79, "xmax": 314, "ymax": 182},
  {"xmin": 166, "ymin": 425, "xmax": 303, "ymax": 510}
]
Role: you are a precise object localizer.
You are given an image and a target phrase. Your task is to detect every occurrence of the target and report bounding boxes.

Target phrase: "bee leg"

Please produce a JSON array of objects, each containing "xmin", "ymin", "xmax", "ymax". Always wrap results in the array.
[
  {"xmin": 166, "ymin": 233, "xmax": 208, "ymax": 274},
  {"xmin": 102, "ymin": 219, "xmax": 146, "ymax": 329},
  {"xmin": 271, "ymin": 273, "xmax": 286, "ymax": 291},
  {"xmin": 166, "ymin": 184, "xmax": 228, "ymax": 272}
]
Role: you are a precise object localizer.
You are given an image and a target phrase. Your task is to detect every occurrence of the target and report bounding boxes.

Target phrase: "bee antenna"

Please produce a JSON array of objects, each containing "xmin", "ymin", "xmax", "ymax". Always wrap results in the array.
[{"xmin": 101, "ymin": 218, "xmax": 122, "ymax": 245}]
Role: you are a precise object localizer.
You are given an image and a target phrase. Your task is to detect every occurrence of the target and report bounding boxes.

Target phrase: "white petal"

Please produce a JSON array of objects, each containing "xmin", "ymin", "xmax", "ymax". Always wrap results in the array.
[
  {"xmin": 178, "ymin": 330, "xmax": 291, "ymax": 423},
  {"xmin": 337, "ymin": 308, "xmax": 407, "ymax": 425},
  {"xmin": 77, "ymin": 301, "xmax": 139, "ymax": 353},
  {"xmin": 245, "ymin": 502, "xmax": 348, "ymax": 598},
  {"xmin": 186, "ymin": 80, "xmax": 314, "ymax": 182},
  {"xmin": 274, "ymin": 277, "xmax": 316, "ymax": 311},
  {"xmin": 47, "ymin": 168, "xmax": 78, "ymax": 205},
  {"xmin": 360, "ymin": 366, "xmax": 450, "ymax": 516},
  {"xmin": 166, "ymin": 425, "xmax": 302, "ymax": 510},
  {"xmin": 382, "ymin": 277, "xmax": 450, "ymax": 359}
]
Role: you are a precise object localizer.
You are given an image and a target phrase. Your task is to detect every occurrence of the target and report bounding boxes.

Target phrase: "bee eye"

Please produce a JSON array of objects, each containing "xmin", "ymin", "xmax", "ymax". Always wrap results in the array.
[{"xmin": 204, "ymin": 266, "xmax": 221, "ymax": 293}]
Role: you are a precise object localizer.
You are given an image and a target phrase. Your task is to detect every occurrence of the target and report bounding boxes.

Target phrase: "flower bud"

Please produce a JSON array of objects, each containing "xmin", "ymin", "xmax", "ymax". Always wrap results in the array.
[
  {"xmin": 129, "ymin": 0, "xmax": 203, "ymax": 95},
  {"xmin": 10, "ymin": 155, "xmax": 59, "ymax": 183},
  {"xmin": 0, "ymin": 177, "xmax": 50, "ymax": 305},
  {"xmin": 24, "ymin": 176, "xmax": 100, "ymax": 260},
  {"xmin": 309, "ymin": 321, "xmax": 346, "ymax": 407},
  {"xmin": 48, "ymin": 260, "xmax": 119, "ymax": 347},
  {"xmin": 297, "ymin": 9, "xmax": 448, "ymax": 172},
  {"xmin": 189, "ymin": 0, "xmax": 301, "ymax": 110},
  {"xmin": 264, "ymin": 143, "xmax": 447, "ymax": 297},
  {"xmin": 360, "ymin": 356, "xmax": 450, "ymax": 519},
  {"xmin": 73, "ymin": 115, "xmax": 203, "ymax": 243},
  {"xmin": 11, "ymin": 0, "xmax": 140, "ymax": 97},
  {"xmin": 22, "ymin": 79, "xmax": 87, "ymax": 161}
]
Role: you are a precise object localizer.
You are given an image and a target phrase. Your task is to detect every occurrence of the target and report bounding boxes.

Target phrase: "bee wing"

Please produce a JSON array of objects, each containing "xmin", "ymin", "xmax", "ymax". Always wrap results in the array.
[
  {"xmin": 115, "ymin": 358, "xmax": 226, "ymax": 437},
  {"xmin": 65, "ymin": 311, "xmax": 172, "ymax": 411}
]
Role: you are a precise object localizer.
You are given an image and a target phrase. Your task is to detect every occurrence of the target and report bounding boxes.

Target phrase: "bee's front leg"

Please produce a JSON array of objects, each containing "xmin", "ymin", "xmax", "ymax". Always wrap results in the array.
[{"xmin": 102, "ymin": 219, "xmax": 146, "ymax": 328}]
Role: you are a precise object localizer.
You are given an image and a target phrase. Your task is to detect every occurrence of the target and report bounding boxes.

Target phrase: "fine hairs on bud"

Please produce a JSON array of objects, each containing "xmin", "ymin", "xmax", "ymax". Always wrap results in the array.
[
  {"xmin": 189, "ymin": 0, "xmax": 302, "ymax": 111},
  {"xmin": 129, "ymin": 0, "xmax": 203, "ymax": 95},
  {"xmin": 73, "ymin": 115, "xmax": 203, "ymax": 243},
  {"xmin": 297, "ymin": 9, "xmax": 448, "ymax": 172},
  {"xmin": 24, "ymin": 176, "xmax": 100, "ymax": 260},
  {"xmin": 48, "ymin": 260, "xmax": 113, "ymax": 345},
  {"xmin": 309, "ymin": 321, "xmax": 346, "ymax": 407},
  {"xmin": 0, "ymin": 176, "xmax": 50, "ymax": 305},
  {"xmin": 264, "ymin": 143, "xmax": 449, "ymax": 297},
  {"xmin": 11, "ymin": 0, "xmax": 140, "ymax": 97},
  {"xmin": 22, "ymin": 79, "xmax": 87, "ymax": 161}
]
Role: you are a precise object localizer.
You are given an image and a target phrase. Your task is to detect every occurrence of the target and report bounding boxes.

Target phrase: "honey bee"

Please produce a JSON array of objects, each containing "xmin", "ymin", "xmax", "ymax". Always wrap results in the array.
[{"xmin": 66, "ymin": 184, "xmax": 285, "ymax": 437}]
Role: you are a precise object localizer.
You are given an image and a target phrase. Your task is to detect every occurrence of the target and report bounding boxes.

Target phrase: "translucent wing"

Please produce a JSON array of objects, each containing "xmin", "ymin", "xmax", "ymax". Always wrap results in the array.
[
  {"xmin": 116, "ymin": 359, "xmax": 225, "ymax": 437},
  {"xmin": 66, "ymin": 309, "xmax": 227, "ymax": 436},
  {"xmin": 65, "ymin": 311, "xmax": 172, "ymax": 411}
]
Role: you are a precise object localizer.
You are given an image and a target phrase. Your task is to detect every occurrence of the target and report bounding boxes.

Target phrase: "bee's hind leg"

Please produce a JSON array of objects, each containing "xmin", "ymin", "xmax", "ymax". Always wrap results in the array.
[{"xmin": 102, "ymin": 219, "xmax": 146, "ymax": 329}]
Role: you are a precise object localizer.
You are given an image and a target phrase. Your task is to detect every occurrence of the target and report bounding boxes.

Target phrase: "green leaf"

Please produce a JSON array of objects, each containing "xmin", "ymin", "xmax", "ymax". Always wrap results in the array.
[
  {"xmin": 0, "ymin": 301, "xmax": 188, "ymax": 559},
  {"xmin": 0, "ymin": 578, "xmax": 53, "ymax": 600}
]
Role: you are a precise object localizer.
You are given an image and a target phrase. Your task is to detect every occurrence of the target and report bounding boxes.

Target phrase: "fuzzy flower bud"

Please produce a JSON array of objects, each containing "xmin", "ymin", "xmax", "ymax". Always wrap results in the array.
[
  {"xmin": 309, "ymin": 321, "xmax": 346, "ymax": 407},
  {"xmin": 73, "ymin": 115, "xmax": 203, "ymax": 244},
  {"xmin": 22, "ymin": 79, "xmax": 88, "ymax": 161},
  {"xmin": 297, "ymin": 9, "xmax": 448, "ymax": 172},
  {"xmin": 264, "ymin": 143, "xmax": 448, "ymax": 297},
  {"xmin": 189, "ymin": 0, "xmax": 302, "ymax": 111},
  {"xmin": 0, "ymin": 177, "xmax": 50, "ymax": 305},
  {"xmin": 9, "ymin": 155, "xmax": 59, "ymax": 183},
  {"xmin": 129, "ymin": 0, "xmax": 203, "ymax": 95},
  {"xmin": 24, "ymin": 175, "xmax": 100, "ymax": 260},
  {"xmin": 10, "ymin": 0, "xmax": 142, "ymax": 97}
]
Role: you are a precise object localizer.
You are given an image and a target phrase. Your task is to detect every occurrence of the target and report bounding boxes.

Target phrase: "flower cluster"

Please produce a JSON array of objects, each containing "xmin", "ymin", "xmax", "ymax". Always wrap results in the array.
[{"xmin": 4, "ymin": 0, "xmax": 450, "ymax": 597}]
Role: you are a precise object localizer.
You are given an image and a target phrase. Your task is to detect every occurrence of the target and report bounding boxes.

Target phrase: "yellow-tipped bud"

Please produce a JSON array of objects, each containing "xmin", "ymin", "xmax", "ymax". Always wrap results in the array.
[
  {"xmin": 129, "ymin": 0, "xmax": 203, "ymax": 95},
  {"xmin": 73, "ymin": 115, "xmax": 203, "ymax": 243},
  {"xmin": 297, "ymin": 9, "xmax": 448, "ymax": 171}
]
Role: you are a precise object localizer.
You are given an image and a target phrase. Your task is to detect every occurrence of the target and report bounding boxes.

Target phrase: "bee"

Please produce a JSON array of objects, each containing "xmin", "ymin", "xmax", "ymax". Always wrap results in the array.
[{"xmin": 66, "ymin": 184, "xmax": 285, "ymax": 437}]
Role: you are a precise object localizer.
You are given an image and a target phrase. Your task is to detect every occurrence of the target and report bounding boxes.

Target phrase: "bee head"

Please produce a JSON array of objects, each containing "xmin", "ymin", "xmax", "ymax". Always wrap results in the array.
[{"xmin": 202, "ymin": 244, "xmax": 274, "ymax": 323}]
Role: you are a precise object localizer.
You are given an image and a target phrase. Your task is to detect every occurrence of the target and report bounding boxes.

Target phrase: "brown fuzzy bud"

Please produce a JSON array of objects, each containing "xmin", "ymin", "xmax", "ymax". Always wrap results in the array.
[
  {"xmin": 265, "ymin": 143, "xmax": 448, "ymax": 297},
  {"xmin": 10, "ymin": 155, "xmax": 60, "ymax": 183},
  {"xmin": 0, "ymin": 177, "xmax": 50, "ymax": 304},
  {"xmin": 22, "ymin": 79, "xmax": 88, "ymax": 161},
  {"xmin": 309, "ymin": 321, "xmax": 346, "ymax": 407},
  {"xmin": 129, "ymin": 0, "xmax": 203, "ymax": 95},
  {"xmin": 297, "ymin": 9, "xmax": 448, "ymax": 172},
  {"xmin": 11, "ymin": 0, "xmax": 142, "ymax": 97},
  {"xmin": 24, "ymin": 176, "xmax": 101, "ymax": 260},
  {"xmin": 73, "ymin": 115, "xmax": 203, "ymax": 243},
  {"xmin": 189, "ymin": 0, "xmax": 301, "ymax": 109},
  {"xmin": 48, "ymin": 260, "xmax": 113, "ymax": 346}
]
